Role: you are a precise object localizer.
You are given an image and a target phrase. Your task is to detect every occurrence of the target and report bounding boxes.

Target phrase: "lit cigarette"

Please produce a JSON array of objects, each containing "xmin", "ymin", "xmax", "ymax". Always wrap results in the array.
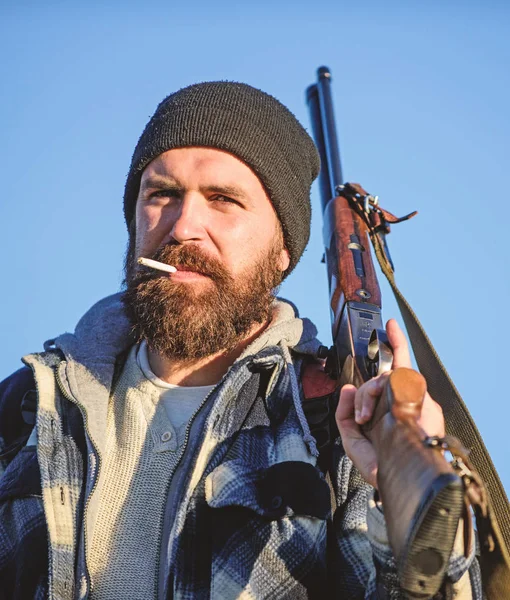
[{"xmin": 137, "ymin": 257, "xmax": 177, "ymax": 274}]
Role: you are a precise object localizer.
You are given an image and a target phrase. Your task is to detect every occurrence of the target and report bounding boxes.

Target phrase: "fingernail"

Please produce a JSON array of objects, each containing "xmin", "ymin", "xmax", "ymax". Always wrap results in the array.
[
  {"xmin": 355, "ymin": 409, "xmax": 361, "ymax": 423},
  {"xmin": 361, "ymin": 407, "xmax": 370, "ymax": 419}
]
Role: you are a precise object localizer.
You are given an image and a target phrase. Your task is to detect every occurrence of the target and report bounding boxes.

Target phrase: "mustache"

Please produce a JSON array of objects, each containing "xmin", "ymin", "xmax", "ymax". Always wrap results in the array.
[{"xmin": 136, "ymin": 243, "xmax": 231, "ymax": 284}]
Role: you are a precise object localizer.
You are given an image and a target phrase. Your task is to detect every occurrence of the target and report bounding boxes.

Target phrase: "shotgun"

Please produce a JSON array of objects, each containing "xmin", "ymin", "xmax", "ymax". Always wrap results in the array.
[{"xmin": 306, "ymin": 66, "xmax": 465, "ymax": 598}]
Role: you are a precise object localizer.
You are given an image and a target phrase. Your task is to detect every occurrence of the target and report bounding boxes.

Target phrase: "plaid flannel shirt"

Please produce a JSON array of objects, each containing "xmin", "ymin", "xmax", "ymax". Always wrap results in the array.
[{"xmin": 0, "ymin": 294, "xmax": 482, "ymax": 599}]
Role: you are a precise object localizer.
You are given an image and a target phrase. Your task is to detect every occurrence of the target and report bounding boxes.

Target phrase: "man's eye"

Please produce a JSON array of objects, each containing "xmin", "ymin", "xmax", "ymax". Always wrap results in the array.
[{"xmin": 213, "ymin": 195, "xmax": 239, "ymax": 205}]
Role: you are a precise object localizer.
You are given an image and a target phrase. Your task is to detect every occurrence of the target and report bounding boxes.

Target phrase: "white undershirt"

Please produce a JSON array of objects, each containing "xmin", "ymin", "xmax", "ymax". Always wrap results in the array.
[
  {"xmin": 89, "ymin": 343, "xmax": 216, "ymax": 599},
  {"xmin": 136, "ymin": 340, "xmax": 215, "ymax": 433}
]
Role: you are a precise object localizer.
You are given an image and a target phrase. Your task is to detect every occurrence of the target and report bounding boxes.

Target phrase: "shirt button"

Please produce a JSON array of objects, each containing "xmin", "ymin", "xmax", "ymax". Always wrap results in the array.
[
  {"xmin": 271, "ymin": 496, "xmax": 283, "ymax": 509},
  {"xmin": 161, "ymin": 431, "xmax": 172, "ymax": 442}
]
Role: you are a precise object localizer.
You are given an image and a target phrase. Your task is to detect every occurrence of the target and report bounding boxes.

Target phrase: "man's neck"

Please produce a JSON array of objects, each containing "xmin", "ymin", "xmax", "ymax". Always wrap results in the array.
[{"xmin": 146, "ymin": 319, "xmax": 270, "ymax": 386}]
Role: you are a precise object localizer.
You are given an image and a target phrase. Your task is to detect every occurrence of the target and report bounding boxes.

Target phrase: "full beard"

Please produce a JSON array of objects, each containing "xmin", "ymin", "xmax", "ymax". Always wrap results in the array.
[{"xmin": 122, "ymin": 240, "xmax": 283, "ymax": 360}]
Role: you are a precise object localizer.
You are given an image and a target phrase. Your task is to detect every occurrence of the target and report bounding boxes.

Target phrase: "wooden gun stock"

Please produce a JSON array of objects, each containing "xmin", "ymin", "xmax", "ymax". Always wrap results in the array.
[{"xmin": 363, "ymin": 369, "xmax": 464, "ymax": 598}]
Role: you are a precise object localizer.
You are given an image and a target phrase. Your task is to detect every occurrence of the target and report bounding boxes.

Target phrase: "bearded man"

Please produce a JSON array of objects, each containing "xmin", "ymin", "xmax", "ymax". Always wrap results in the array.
[{"xmin": 0, "ymin": 82, "xmax": 480, "ymax": 599}]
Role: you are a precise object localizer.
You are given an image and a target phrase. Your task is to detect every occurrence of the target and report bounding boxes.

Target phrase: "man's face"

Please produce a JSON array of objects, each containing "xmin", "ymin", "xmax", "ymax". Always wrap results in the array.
[{"xmin": 123, "ymin": 147, "xmax": 291, "ymax": 359}]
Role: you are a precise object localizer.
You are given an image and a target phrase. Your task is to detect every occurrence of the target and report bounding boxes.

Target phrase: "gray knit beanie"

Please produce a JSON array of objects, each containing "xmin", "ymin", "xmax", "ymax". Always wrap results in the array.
[{"xmin": 123, "ymin": 81, "xmax": 320, "ymax": 275}]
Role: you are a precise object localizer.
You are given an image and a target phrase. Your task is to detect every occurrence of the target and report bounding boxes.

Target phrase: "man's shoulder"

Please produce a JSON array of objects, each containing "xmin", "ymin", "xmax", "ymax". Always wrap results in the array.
[
  {"xmin": 0, "ymin": 366, "xmax": 35, "ymax": 409},
  {"xmin": 0, "ymin": 366, "xmax": 36, "ymax": 460}
]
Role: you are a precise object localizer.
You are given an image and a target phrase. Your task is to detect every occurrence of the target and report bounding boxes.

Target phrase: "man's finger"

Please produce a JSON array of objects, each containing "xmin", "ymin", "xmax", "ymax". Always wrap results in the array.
[
  {"xmin": 386, "ymin": 318, "xmax": 412, "ymax": 369},
  {"xmin": 354, "ymin": 376, "xmax": 387, "ymax": 424},
  {"xmin": 336, "ymin": 384, "xmax": 357, "ymax": 424},
  {"xmin": 418, "ymin": 393, "xmax": 445, "ymax": 437}
]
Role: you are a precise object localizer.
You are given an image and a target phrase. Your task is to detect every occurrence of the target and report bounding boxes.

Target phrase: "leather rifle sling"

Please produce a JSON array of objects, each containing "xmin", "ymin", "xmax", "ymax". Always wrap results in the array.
[{"xmin": 368, "ymin": 217, "xmax": 510, "ymax": 599}]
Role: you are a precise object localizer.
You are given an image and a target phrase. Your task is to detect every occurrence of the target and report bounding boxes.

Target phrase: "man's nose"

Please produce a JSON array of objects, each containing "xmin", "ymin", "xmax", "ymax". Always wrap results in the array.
[{"xmin": 168, "ymin": 193, "xmax": 206, "ymax": 244}]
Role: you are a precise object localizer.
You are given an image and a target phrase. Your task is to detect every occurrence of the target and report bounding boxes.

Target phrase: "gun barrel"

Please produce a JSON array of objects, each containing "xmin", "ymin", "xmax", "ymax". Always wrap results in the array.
[
  {"xmin": 316, "ymin": 67, "xmax": 344, "ymax": 195},
  {"xmin": 306, "ymin": 83, "xmax": 332, "ymax": 211},
  {"xmin": 306, "ymin": 66, "xmax": 344, "ymax": 212}
]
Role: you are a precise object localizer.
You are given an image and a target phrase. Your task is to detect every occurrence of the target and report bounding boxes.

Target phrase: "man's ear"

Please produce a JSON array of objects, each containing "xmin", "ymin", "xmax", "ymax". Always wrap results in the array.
[{"xmin": 279, "ymin": 247, "xmax": 291, "ymax": 272}]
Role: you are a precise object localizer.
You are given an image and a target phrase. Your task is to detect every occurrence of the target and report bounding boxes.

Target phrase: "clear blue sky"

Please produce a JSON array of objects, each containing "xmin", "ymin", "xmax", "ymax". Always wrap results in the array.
[{"xmin": 1, "ymin": 1, "xmax": 509, "ymax": 492}]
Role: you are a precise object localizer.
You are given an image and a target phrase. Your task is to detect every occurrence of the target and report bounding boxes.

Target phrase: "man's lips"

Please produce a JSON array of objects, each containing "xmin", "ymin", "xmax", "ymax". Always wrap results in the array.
[{"xmin": 170, "ymin": 266, "xmax": 210, "ymax": 280}]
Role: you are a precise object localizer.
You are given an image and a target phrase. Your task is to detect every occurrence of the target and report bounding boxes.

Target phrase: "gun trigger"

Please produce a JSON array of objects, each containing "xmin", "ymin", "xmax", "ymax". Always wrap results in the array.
[{"xmin": 317, "ymin": 345, "xmax": 330, "ymax": 359}]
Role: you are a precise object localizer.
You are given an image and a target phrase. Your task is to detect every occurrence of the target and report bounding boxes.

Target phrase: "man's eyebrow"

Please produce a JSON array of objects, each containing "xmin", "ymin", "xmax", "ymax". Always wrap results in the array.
[
  {"xmin": 140, "ymin": 176, "xmax": 181, "ymax": 192},
  {"xmin": 204, "ymin": 185, "xmax": 251, "ymax": 202}
]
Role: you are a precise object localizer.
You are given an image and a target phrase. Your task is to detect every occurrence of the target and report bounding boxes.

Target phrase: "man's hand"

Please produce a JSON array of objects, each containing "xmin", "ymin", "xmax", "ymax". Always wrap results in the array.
[{"xmin": 335, "ymin": 319, "xmax": 445, "ymax": 488}]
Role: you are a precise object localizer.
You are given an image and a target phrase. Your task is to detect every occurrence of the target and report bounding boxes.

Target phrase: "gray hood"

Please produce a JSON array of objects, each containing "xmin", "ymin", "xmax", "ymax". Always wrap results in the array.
[
  {"xmin": 47, "ymin": 293, "xmax": 322, "ymax": 448},
  {"xmin": 52, "ymin": 292, "xmax": 322, "ymax": 391}
]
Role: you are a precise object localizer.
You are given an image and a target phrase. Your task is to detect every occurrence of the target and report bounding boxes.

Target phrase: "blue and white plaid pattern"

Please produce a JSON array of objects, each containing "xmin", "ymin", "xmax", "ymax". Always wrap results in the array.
[{"xmin": 0, "ymin": 294, "xmax": 481, "ymax": 599}]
